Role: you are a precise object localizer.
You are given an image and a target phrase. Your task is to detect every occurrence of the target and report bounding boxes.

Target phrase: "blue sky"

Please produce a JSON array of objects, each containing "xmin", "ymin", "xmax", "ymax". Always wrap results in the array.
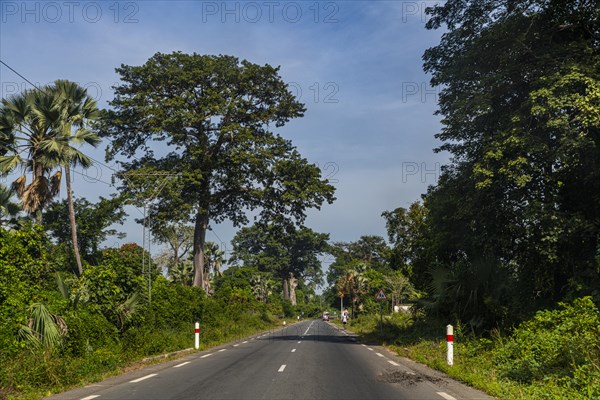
[{"xmin": 0, "ymin": 1, "xmax": 447, "ymax": 266}]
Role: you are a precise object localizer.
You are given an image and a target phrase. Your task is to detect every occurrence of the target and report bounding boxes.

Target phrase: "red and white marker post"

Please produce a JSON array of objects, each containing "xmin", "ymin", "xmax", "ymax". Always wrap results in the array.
[
  {"xmin": 195, "ymin": 322, "xmax": 200, "ymax": 350},
  {"xmin": 446, "ymin": 324, "xmax": 454, "ymax": 366}
]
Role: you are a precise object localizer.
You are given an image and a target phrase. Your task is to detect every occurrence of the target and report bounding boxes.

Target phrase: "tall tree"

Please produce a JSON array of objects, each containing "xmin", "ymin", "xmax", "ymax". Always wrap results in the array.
[
  {"xmin": 382, "ymin": 202, "xmax": 431, "ymax": 290},
  {"xmin": 0, "ymin": 89, "xmax": 63, "ymax": 222},
  {"xmin": 153, "ymin": 223, "xmax": 194, "ymax": 283},
  {"xmin": 422, "ymin": 0, "xmax": 600, "ymax": 324},
  {"xmin": 99, "ymin": 52, "xmax": 336, "ymax": 290},
  {"xmin": 51, "ymin": 80, "xmax": 101, "ymax": 275},
  {"xmin": 326, "ymin": 236, "xmax": 391, "ymax": 287},
  {"xmin": 0, "ymin": 82, "xmax": 100, "ymax": 276},
  {"xmin": 230, "ymin": 223, "xmax": 329, "ymax": 304}
]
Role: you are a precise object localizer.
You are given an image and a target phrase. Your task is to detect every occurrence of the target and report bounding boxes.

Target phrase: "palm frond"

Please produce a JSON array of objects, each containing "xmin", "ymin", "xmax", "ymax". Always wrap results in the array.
[
  {"xmin": 0, "ymin": 154, "xmax": 23, "ymax": 173},
  {"xmin": 21, "ymin": 176, "xmax": 51, "ymax": 213},
  {"xmin": 49, "ymin": 170, "xmax": 62, "ymax": 198},
  {"xmin": 18, "ymin": 303, "xmax": 66, "ymax": 352},
  {"xmin": 11, "ymin": 174, "xmax": 26, "ymax": 196}
]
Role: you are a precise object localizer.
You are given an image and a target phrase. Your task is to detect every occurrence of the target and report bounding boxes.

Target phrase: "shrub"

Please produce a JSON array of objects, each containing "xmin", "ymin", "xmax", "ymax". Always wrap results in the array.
[{"xmin": 493, "ymin": 297, "xmax": 600, "ymax": 396}]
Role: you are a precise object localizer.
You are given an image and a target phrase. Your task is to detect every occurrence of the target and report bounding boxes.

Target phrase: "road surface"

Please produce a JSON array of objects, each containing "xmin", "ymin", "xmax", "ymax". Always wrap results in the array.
[{"xmin": 46, "ymin": 319, "xmax": 493, "ymax": 400}]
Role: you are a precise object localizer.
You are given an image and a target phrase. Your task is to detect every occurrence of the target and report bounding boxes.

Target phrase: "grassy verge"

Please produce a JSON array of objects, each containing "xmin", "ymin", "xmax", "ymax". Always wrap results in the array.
[
  {"xmin": 338, "ymin": 308, "xmax": 598, "ymax": 400},
  {"xmin": 1, "ymin": 317, "xmax": 284, "ymax": 400}
]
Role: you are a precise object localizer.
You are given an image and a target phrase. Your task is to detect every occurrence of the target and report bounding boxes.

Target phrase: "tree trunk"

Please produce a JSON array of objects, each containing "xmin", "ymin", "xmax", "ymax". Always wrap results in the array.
[
  {"xmin": 282, "ymin": 277, "xmax": 289, "ymax": 301},
  {"xmin": 192, "ymin": 209, "xmax": 209, "ymax": 290},
  {"xmin": 289, "ymin": 273, "xmax": 298, "ymax": 306},
  {"xmin": 65, "ymin": 167, "xmax": 84, "ymax": 276}
]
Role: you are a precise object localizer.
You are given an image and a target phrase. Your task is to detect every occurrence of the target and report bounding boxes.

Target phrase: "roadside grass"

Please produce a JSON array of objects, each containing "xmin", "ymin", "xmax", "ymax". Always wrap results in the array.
[
  {"xmin": 1, "ymin": 317, "xmax": 282, "ymax": 400},
  {"xmin": 339, "ymin": 303, "xmax": 599, "ymax": 400}
]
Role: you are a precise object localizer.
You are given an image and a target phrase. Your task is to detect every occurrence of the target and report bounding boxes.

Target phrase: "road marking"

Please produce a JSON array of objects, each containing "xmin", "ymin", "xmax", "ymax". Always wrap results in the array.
[
  {"xmin": 218, "ymin": 349, "xmax": 226, "ymax": 352},
  {"xmin": 361, "ymin": 344, "xmax": 366, "ymax": 347},
  {"xmin": 130, "ymin": 374, "xmax": 157, "ymax": 383},
  {"xmin": 376, "ymin": 353, "xmax": 385, "ymax": 358},
  {"xmin": 233, "ymin": 344, "xmax": 239, "ymax": 347},
  {"xmin": 291, "ymin": 349, "xmax": 296, "ymax": 352},
  {"xmin": 201, "ymin": 353, "xmax": 213, "ymax": 358},
  {"xmin": 437, "ymin": 392, "xmax": 457, "ymax": 400},
  {"xmin": 304, "ymin": 321, "xmax": 315, "ymax": 335},
  {"xmin": 81, "ymin": 396, "xmax": 100, "ymax": 400},
  {"xmin": 174, "ymin": 362, "xmax": 190, "ymax": 368},
  {"xmin": 297, "ymin": 341, "xmax": 301, "ymax": 344},
  {"xmin": 243, "ymin": 341, "xmax": 248, "ymax": 344},
  {"xmin": 367, "ymin": 347, "xmax": 374, "ymax": 351},
  {"xmin": 278, "ymin": 364, "xmax": 286, "ymax": 372},
  {"xmin": 388, "ymin": 360, "xmax": 399, "ymax": 366}
]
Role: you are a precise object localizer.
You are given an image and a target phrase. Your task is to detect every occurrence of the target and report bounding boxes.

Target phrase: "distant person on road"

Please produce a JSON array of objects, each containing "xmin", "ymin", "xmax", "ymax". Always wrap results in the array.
[{"xmin": 342, "ymin": 309, "xmax": 348, "ymax": 326}]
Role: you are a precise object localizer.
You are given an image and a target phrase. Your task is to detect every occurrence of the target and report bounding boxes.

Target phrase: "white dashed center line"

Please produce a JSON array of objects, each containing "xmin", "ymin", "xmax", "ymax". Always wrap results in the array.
[
  {"xmin": 233, "ymin": 344, "xmax": 239, "ymax": 347},
  {"xmin": 297, "ymin": 341, "xmax": 301, "ymax": 344},
  {"xmin": 304, "ymin": 321, "xmax": 315, "ymax": 335},
  {"xmin": 80, "ymin": 396, "xmax": 100, "ymax": 400},
  {"xmin": 367, "ymin": 347, "xmax": 374, "ymax": 351},
  {"xmin": 291, "ymin": 349, "xmax": 296, "ymax": 352},
  {"xmin": 130, "ymin": 374, "xmax": 157, "ymax": 383},
  {"xmin": 174, "ymin": 362, "xmax": 190, "ymax": 368},
  {"xmin": 278, "ymin": 364, "xmax": 286, "ymax": 372},
  {"xmin": 243, "ymin": 341, "xmax": 248, "ymax": 344},
  {"xmin": 201, "ymin": 353, "xmax": 213, "ymax": 358},
  {"xmin": 218, "ymin": 349, "xmax": 226, "ymax": 352},
  {"xmin": 388, "ymin": 360, "xmax": 399, "ymax": 366},
  {"xmin": 376, "ymin": 353, "xmax": 385, "ymax": 358},
  {"xmin": 437, "ymin": 392, "xmax": 457, "ymax": 400}
]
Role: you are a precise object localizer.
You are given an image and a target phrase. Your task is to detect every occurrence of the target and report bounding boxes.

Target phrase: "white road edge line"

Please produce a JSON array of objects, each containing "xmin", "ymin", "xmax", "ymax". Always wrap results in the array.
[
  {"xmin": 278, "ymin": 364, "xmax": 286, "ymax": 372},
  {"xmin": 201, "ymin": 353, "xmax": 213, "ymax": 358},
  {"xmin": 291, "ymin": 349, "xmax": 296, "ymax": 352},
  {"xmin": 80, "ymin": 396, "xmax": 100, "ymax": 400},
  {"xmin": 367, "ymin": 347, "xmax": 374, "ymax": 351},
  {"xmin": 218, "ymin": 349, "xmax": 226, "ymax": 352},
  {"xmin": 130, "ymin": 374, "xmax": 157, "ymax": 383},
  {"xmin": 174, "ymin": 362, "xmax": 190, "ymax": 368},
  {"xmin": 233, "ymin": 344, "xmax": 239, "ymax": 347},
  {"xmin": 388, "ymin": 360, "xmax": 399, "ymax": 366},
  {"xmin": 437, "ymin": 392, "xmax": 457, "ymax": 400},
  {"xmin": 376, "ymin": 353, "xmax": 385, "ymax": 358},
  {"xmin": 243, "ymin": 341, "xmax": 248, "ymax": 344}
]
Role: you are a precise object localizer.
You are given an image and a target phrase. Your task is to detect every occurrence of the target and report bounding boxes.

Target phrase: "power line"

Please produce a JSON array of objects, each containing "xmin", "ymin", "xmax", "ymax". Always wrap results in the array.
[{"xmin": 0, "ymin": 60, "xmax": 40, "ymax": 90}]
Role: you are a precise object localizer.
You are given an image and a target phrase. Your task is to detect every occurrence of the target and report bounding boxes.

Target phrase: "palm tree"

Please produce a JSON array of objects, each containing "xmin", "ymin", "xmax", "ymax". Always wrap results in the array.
[
  {"xmin": 204, "ymin": 241, "xmax": 225, "ymax": 293},
  {"xmin": 51, "ymin": 80, "xmax": 101, "ymax": 276},
  {"xmin": 250, "ymin": 272, "xmax": 274, "ymax": 303},
  {"xmin": 0, "ymin": 83, "xmax": 99, "ymax": 275},
  {"xmin": 0, "ymin": 89, "xmax": 63, "ymax": 222},
  {"xmin": 336, "ymin": 263, "xmax": 369, "ymax": 318}
]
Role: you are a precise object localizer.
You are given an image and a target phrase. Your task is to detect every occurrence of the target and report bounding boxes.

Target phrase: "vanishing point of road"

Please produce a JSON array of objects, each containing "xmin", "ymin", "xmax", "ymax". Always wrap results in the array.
[{"xmin": 45, "ymin": 320, "xmax": 492, "ymax": 400}]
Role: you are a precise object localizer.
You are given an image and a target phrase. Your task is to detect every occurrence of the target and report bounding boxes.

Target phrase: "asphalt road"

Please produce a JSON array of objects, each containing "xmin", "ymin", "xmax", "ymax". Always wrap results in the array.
[{"xmin": 45, "ymin": 320, "xmax": 493, "ymax": 400}]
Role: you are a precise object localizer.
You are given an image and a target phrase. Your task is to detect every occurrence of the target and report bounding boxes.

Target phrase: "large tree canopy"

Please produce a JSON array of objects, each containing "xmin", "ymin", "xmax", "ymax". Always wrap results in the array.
[
  {"xmin": 98, "ymin": 52, "xmax": 336, "ymax": 290},
  {"xmin": 230, "ymin": 222, "xmax": 329, "ymax": 304},
  {"xmin": 419, "ymin": 0, "xmax": 600, "ymax": 326}
]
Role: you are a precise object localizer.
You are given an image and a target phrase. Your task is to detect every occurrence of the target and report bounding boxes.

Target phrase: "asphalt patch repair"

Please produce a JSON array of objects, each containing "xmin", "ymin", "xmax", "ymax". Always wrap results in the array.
[{"xmin": 377, "ymin": 368, "xmax": 448, "ymax": 387}]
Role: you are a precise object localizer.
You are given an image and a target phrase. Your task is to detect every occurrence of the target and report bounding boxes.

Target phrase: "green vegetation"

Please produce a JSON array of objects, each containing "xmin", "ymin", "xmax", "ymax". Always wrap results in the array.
[
  {"xmin": 341, "ymin": 296, "xmax": 600, "ymax": 400},
  {"xmin": 0, "ymin": 72, "xmax": 329, "ymax": 399},
  {"xmin": 0, "ymin": 225, "xmax": 321, "ymax": 400},
  {"xmin": 1, "ymin": 1, "xmax": 599, "ymax": 397}
]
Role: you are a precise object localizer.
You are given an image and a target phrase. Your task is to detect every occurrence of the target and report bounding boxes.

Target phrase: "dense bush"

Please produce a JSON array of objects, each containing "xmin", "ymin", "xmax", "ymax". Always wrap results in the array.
[
  {"xmin": 0, "ymin": 226, "xmax": 50, "ymax": 357},
  {"xmin": 494, "ymin": 297, "xmax": 600, "ymax": 397}
]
